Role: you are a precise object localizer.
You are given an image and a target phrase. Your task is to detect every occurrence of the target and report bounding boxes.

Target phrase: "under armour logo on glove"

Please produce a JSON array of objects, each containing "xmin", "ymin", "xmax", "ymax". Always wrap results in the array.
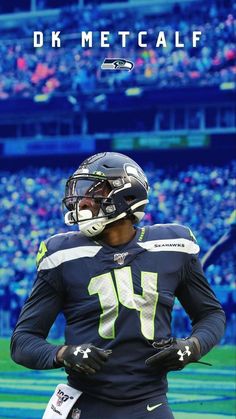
[
  {"xmin": 61, "ymin": 344, "xmax": 112, "ymax": 375},
  {"xmin": 177, "ymin": 346, "xmax": 191, "ymax": 361},
  {"xmin": 145, "ymin": 337, "xmax": 203, "ymax": 373},
  {"xmin": 73, "ymin": 346, "xmax": 91, "ymax": 359}
]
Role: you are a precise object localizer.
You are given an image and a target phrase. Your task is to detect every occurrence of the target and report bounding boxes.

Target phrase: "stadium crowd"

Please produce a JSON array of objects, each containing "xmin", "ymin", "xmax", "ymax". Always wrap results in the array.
[
  {"xmin": 0, "ymin": 0, "xmax": 235, "ymax": 99},
  {"xmin": 0, "ymin": 162, "xmax": 235, "ymax": 341}
]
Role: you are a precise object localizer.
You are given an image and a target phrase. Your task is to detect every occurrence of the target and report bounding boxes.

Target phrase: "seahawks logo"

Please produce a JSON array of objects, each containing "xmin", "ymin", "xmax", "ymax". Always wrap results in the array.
[{"xmin": 101, "ymin": 58, "xmax": 134, "ymax": 71}]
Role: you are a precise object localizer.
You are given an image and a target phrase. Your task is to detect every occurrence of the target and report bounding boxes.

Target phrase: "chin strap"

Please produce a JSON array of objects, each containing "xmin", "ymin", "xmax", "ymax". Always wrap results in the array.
[
  {"xmin": 64, "ymin": 199, "xmax": 148, "ymax": 237},
  {"xmin": 78, "ymin": 209, "xmax": 129, "ymax": 237},
  {"xmin": 78, "ymin": 209, "xmax": 106, "ymax": 237}
]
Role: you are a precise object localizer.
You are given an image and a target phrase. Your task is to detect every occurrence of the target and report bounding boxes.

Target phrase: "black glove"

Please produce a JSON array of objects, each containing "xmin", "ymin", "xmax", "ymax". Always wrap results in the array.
[
  {"xmin": 145, "ymin": 337, "xmax": 201, "ymax": 372},
  {"xmin": 61, "ymin": 344, "xmax": 112, "ymax": 375}
]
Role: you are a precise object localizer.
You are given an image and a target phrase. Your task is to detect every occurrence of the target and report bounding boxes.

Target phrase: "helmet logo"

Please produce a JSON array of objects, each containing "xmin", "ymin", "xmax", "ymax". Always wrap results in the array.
[
  {"xmin": 114, "ymin": 252, "xmax": 129, "ymax": 265},
  {"xmin": 125, "ymin": 164, "xmax": 148, "ymax": 189}
]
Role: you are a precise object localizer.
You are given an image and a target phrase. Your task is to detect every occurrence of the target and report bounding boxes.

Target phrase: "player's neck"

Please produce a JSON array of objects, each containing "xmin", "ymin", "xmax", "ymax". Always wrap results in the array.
[{"xmin": 97, "ymin": 219, "xmax": 136, "ymax": 247}]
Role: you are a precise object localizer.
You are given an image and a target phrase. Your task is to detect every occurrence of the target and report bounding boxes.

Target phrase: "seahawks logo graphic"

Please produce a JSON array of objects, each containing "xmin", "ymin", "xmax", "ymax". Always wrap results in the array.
[{"xmin": 101, "ymin": 58, "xmax": 134, "ymax": 71}]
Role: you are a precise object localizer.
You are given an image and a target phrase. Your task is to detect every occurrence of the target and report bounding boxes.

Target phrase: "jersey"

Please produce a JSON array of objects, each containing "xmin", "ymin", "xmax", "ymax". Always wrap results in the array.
[{"xmin": 11, "ymin": 224, "xmax": 225, "ymax": 404}]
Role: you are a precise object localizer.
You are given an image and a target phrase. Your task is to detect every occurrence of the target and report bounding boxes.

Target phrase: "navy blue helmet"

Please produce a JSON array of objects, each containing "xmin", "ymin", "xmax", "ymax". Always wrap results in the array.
[{"xmin": 63, "ymin": 152, "xmax": 149, "ymax": 236}]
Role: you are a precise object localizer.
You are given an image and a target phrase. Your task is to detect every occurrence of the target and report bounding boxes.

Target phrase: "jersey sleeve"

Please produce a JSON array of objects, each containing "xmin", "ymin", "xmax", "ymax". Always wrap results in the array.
[
  {"xmin": 10, "ymin": 239, "xmax": 65, "ymax": 370},
  {"xmin": 175, "ymin": 246, "xmax": 226, "ymax": 356}
]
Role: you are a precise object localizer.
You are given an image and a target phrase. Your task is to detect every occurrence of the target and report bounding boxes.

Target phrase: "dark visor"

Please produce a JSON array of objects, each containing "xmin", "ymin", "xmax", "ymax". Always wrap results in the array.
[{"xmin": 64, "ymin": 177, "xmax": 111, "ymax": 210}]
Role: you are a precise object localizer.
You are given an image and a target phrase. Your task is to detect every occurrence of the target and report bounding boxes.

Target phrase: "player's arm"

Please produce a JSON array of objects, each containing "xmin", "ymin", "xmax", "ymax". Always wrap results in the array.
[
  {"xmin": 11, "ymin": 240, "xmax": 111, "ymax": 373},
  {"xmin": 10, "ymin": 270, "xmax": 64, "ymax": 370},
  {"xmin": 146, "ymin": 228, "xmax": 225, "ymax": 372},
  {"xmin": 146, "ymin": 256, "xmax": 225, "ymax": 372},
  {"xmin": 175, "ymin": 253, "xmax": 226, "ymax": 356}
]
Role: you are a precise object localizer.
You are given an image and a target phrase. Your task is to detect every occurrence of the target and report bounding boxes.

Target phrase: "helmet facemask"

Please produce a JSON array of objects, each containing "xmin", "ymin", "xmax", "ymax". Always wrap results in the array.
[
  {"xmin": 63, "ymin": 176, "xmax": 118, "ymax": 236},
  {"xmin": 62, "ymin": 153, "xmax": 149, "ymax": 237}
]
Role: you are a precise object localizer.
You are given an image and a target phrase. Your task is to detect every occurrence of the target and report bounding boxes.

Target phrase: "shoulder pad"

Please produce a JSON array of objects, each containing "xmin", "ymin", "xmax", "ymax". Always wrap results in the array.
[
  {"xmin": 36, "ymin": 231, "xmax": 78, "ymax": 268},
  {"xmin": 36, "ymin": 231, "xmax": 102, "ymax": 271},
  {"xmin": 139, "ymin": 224, "xmax": 199, "ymax": 255},
  {"xmin": 149, "ymin": 223, "xmax": 197, "ymax": 242}
]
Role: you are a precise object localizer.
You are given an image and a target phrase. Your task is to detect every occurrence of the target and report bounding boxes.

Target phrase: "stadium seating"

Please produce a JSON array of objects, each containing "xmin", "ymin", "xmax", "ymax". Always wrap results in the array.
[{"xmin": 0, "ymin": 0, "xmax": 235, "ymax": 99}]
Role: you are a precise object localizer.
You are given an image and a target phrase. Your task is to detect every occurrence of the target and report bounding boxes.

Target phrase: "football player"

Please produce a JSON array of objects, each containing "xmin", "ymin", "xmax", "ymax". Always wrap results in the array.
[{"xmin": 11, "ymin": 152, "xmax": 225, "ymax": 419}]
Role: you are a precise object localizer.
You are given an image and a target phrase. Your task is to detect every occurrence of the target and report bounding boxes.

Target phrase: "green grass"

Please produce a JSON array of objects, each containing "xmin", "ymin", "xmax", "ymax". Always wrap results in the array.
[
  {"xmin": 199, "ymin": 344, "xmax": 236, "ymax": 367},
  {"xmin": 1, "ymin": 339, "xmax": 235, "ymax": 418}
]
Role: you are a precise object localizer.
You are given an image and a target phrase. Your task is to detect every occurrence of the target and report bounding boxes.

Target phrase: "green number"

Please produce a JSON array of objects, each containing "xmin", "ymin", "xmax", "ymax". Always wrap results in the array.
[
  {"xmin": 88, "ymin": 273, "xmax": 119, "ymax": 339},
  {"xmin": 88, "ymin": 267, "xmax": 158, "ymax": 340},
  {"xmin": 36, "ymin": 241, "xmax": 47, "ymax": 267}
]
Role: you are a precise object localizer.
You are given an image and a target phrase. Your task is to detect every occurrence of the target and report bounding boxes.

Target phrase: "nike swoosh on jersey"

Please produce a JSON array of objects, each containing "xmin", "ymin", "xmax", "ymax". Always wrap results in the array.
[{"xmin": 147, "ymin": 402, "xmax": 163, "ymax": 411}]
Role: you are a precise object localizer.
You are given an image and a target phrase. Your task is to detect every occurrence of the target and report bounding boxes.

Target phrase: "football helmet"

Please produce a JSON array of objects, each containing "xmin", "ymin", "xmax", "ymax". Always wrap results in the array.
[{"xmin": 63, "ymin": 152, "xmax": 149, "ymax": 237}]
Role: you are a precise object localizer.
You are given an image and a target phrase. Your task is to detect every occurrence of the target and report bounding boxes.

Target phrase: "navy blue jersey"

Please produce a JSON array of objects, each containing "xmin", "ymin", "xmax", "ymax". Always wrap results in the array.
[{"xmin": 11, "ymin": 224, "xmax": 225, "ymax": 404}]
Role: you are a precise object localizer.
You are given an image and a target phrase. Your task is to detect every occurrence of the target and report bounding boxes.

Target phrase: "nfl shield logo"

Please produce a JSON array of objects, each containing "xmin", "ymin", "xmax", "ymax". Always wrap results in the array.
[
  {"xmin": 114, "ymin": 252, "xmax": 128, "ymax": 265},
  {"xmin": 71, "ymin": 408, "xmax": 81, "ymax": 419}
]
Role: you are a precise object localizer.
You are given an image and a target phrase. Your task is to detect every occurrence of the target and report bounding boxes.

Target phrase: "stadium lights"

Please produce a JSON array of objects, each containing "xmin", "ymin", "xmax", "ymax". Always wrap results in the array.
[
  {"xmin": 94, "ymin": 94, "xmax": 106, "ymax": 103},
  {"xmin": 220, "ymin": 82, "xmax": 235, "ymax": 90},
  {"xmin": 67, "ymin": 96, "xmax": 77, "ymax": 105},
  {"xmin": 33, "ymin": 94, "xmax": 50, "ymax": 102},
  {"xmin": 125, "ymin": 87, "xmax": 143, "ymax": 96}
]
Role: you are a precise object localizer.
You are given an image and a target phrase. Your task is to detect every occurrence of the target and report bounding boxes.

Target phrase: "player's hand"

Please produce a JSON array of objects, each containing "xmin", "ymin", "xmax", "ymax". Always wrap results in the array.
[
  {"xmin": 145, "ymin": 337, "xmax": 201, "ymax": 372},
  {"xmin": 57, "ymin": 344, "xmax": 112, "ymax": 374}
]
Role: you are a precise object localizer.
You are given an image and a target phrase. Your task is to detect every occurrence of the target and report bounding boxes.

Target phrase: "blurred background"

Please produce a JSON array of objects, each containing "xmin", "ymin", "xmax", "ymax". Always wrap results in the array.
[{"xmin": 0, "ymin": 0, "xmax": 235, "ymax": 418}]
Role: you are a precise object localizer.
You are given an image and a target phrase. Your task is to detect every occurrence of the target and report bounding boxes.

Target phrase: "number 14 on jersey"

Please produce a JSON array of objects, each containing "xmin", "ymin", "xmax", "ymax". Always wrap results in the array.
[{"xmin": 88, "ymin": 267, "xmax": 158, "ymax": 340}]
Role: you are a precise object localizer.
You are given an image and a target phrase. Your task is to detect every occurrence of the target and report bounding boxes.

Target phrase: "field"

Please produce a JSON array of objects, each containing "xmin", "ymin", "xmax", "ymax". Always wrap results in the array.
[{"xmin": 0, "ymin": 339, "xmax": 235, "ymax": 419}]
